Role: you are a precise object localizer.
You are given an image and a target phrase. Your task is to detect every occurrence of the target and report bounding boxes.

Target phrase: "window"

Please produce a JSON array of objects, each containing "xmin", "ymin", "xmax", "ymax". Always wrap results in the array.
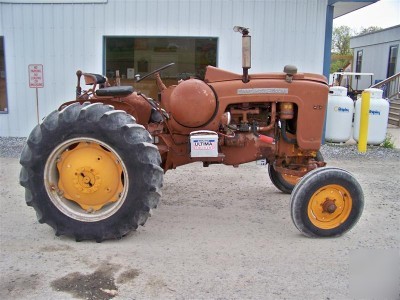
[
  {"xmin": 387, "ymin": 45, "xmax": 398, "ymax": 78},
  {"xmin": 104, "ymin": 37, "xmax": 217, "ymax": 98},
  {"xmin": 0, "ymin": 37, "xmax": 7, "ymax": 113},
  {"xmin": 355, "ymin": 50, "xmax": 363, "ymax": 79}
]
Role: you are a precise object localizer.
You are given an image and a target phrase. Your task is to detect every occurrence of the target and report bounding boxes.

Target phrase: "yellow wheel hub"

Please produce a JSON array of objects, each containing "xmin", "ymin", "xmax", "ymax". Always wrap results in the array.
[
  {"xmin": 307, "ymin": 184, "xmax": 352, "ymax": 229},
  {"xmin": 56, "ymin": 142, "xmax": 124, "ymax": 212}
]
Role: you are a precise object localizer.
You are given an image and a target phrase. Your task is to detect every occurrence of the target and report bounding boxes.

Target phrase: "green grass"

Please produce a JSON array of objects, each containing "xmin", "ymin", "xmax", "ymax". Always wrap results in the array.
[{"xmin": 381, "ymin": 133, "xmax": 396, "ymax": 149}]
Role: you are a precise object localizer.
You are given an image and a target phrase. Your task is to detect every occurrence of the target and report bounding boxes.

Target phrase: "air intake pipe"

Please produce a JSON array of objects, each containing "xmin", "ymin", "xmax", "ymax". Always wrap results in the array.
[{"xmin": 233, "ymin": 26, "xmax": 251, "ymax": 83}]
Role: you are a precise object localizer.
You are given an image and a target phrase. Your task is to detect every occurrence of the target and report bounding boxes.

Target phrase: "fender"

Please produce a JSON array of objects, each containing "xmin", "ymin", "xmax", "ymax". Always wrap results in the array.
[{"xmin": 59, "ymin": 92, "xmax": 153, "ymax": 126}]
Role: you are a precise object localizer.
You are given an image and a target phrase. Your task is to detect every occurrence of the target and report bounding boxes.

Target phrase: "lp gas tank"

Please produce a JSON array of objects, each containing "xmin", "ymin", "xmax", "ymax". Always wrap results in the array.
[{"xmin": 169, "ymin": 79, "xmax": 217, "ymax": 127}]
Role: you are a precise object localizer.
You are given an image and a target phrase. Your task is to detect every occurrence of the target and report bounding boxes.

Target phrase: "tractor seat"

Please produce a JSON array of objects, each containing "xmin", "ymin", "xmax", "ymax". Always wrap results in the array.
[
  {"xmin": 83, "ymin": 73, "xmax": 107, "ymax": 85},
  {"xmin": 96, "ymin": 86, "xmax": 134, "ymax": 97}
]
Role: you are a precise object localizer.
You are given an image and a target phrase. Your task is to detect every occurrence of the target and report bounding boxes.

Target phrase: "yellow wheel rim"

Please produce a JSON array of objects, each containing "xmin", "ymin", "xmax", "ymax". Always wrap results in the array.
[
  {"xmin": 44, "ymin": 138, "xmax": 129, "ymax": 222},
  {"xmin": 307, "ymin": 184, "xmax": 352, "ymax": 229},
  {"xmin": 57, "ymin": 142, "xmax": 123, "ymax": 211}
]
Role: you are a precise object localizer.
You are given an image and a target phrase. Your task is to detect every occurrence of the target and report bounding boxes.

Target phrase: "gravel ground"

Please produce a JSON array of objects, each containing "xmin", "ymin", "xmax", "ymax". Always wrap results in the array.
[
  {"xmin": 320, "ymin": 143, "xmax": 400, "ymax": 160},
  {"xmin": 1, "ymin": 136, "xmax": 399, "ymax": 299},
  {"xmin": 0, "ymin": 137, "xmax": 26, "ymax": 158},
  {"xmin": 1, "ymin": 136, "xmax": 399, "ymax": 160}
]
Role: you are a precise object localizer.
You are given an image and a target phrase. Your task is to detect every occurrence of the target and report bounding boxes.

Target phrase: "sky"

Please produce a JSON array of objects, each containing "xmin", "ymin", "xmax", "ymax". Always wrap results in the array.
[{"xmin": 333, "ymin": 0, "xmax": 400, "ymax": 31}]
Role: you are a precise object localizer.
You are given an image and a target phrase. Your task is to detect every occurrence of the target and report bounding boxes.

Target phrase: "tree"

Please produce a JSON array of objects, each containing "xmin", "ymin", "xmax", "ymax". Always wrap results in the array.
[
  {"xmin": 332, "ymin": 25, "xmax": 353, "ymax": 55},
  {"xmin": 330, "ymin": 26, "xmax": 353, "ymax": 73},
  {"xmin": 358, "ymin": 26, "xmax": 382, "ymax": 35},
  {"xmin": 330, "ymin": 57, "xmax": 351, "ymax": 74}
]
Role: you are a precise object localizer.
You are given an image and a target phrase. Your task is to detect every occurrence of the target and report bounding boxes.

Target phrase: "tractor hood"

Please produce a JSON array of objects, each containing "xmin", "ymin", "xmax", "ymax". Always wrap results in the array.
[{"xmin": 204, "ymin": 66, "xmax": 327, "ymax": 85}]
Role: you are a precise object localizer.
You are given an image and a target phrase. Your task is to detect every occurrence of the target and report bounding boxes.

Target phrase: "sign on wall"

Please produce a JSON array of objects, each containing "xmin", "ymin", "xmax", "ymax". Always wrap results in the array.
[
  {"xmin": 28, "ymin": 64, "xmax": 44, "ymax": 88},
  {"xmin": 28, "ymin": 64, "xmax": 44, "ymax": 124}
]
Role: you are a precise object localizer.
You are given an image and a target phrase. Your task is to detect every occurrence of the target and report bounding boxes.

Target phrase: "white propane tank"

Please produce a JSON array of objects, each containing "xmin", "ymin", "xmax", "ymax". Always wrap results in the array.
[
  {"xmin": 325, "ymin": 86, "xmax": 354, "ymax": 142},
  {"xmin": 353, "ymin": 88, "xmax": 390, "ymax": 145}
]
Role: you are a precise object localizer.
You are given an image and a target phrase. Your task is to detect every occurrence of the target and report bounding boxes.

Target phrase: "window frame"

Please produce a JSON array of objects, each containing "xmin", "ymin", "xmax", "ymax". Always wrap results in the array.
[
  {"xmin": 103, "ymin": 35, "xmax": 218, "ymax": 80},
  {"xmin": 355, "ymin": 49, "xmax": 363, "ymax": 80},
  {"xmin": 0, "ymin": 36, "xmax": 8, "ymax": 114},
  {"xmin": 387, "ymin": 44, "xmax": 398, "ymax": 78},
  {"xmin": 102, "ymin": 35, "xmax": 218, "ymax": 100}
]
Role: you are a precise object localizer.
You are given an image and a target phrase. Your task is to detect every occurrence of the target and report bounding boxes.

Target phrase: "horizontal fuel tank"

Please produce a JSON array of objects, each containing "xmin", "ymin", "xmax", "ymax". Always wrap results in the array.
[{"xmin": 169, "ymin": 79, "xmax": 217, "ymax": 127}]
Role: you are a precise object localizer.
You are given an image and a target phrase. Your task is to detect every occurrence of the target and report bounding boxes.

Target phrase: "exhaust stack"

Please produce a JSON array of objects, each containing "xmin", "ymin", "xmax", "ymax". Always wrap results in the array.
[{"xmin": 233, "ymin": 26, "xmax": 251, "ymax": 83}]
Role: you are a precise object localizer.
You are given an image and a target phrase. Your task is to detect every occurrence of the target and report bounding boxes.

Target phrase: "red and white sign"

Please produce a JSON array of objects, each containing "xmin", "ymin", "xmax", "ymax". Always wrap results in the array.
[{"xmin": 28, "ymin": 64, "xmax": 44, "ymax": 88}]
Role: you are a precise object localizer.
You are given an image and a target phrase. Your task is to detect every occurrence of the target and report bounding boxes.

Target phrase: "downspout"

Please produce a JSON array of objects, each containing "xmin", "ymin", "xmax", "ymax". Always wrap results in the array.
[
  {"xmin": 321, "ymin": 2, "xmax": 335, "ymax": 144},
  {"xmin": 323, "ymin": 2, "xmax": 335, "ymax": 79}
]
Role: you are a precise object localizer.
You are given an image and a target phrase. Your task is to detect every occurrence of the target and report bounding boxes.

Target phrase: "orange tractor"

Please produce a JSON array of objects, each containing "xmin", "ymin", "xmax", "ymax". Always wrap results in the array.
[{"xmin": 20, "ymin": 27, "xmax": 363, "ymax": 241}]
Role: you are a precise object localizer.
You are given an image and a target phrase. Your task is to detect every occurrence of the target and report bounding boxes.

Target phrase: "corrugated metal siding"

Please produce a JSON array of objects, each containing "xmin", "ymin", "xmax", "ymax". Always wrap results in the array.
[
  {"xmin": 352, "ymin": 41, "xmax": 400, "ymax": 90},
  {"xmin": 0, "ymin": 0, "xmax": 328, "ymax": 137},
  {"xmin": 350, "ymin": 25, "xmax": 400, "ymax": 49}
]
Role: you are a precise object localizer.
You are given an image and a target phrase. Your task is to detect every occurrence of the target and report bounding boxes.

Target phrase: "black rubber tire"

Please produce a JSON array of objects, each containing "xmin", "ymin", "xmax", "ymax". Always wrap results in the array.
[
  {"xmin": 268, "ymin": 164, "xmax": 296, "ymax": 194},
  {"xmin": 268, "ymin": 151, "xmax": 324, "ymax": 194},
  {"xmin": 19, "ymin": 102, "xmax": 163, "ymax": 242},
  {"xmin": 290, "ymin": 167, "xmax": 364, "ymax": 238}
]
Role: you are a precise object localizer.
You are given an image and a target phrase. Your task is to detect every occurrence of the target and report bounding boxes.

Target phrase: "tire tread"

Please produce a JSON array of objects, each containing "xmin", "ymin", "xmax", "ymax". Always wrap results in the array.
[
  {"xmin": 19, "ymin": 102, "xmax": 163, "ymax": 242},
  {"xmin": 290, "ymin": 167, "xmax": 364, "ymax": 238}
]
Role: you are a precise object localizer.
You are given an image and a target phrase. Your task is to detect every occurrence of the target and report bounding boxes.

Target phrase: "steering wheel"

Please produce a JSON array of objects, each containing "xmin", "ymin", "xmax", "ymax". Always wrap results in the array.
[{"xmin": 135, "ymin": 63, "xmax": 175, "ymax": 83}]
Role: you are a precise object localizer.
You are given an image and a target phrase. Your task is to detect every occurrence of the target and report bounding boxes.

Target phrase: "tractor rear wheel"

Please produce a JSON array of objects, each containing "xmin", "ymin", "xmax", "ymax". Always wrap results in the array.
[
  {"xmin": 19, "ymin": 102, "xmax": 163, "ymax": 242},
  {"xmin": 290, "ymin": 167, "xmax": 364, "ymax": 237},
  {"xmin": 268, "ymin": 151, "xmax": 324, "ymax": 194}
]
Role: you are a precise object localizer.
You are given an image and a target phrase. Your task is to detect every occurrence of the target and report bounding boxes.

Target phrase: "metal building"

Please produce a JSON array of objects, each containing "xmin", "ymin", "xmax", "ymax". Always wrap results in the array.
[
  {"xmin": 0, "ymin": 0, "xmax": 376, "ymax": 137},
  {"xmin": 350, "ymin": 24, "xmax": 400, "ymax": 90}
]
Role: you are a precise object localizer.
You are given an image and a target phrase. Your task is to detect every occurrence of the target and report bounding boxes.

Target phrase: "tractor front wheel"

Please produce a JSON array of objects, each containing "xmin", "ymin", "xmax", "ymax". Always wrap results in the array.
[
  {"xmin": 268, "ymin": 152, "xmax": 324, "ymax": 194},
  {"xmin": 20, "ymin": 102, "xmax": 163, "ymax": 242},
  {"xmin": 290, "ymin": 167, "xmax": 364, "ymax": 237}
]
